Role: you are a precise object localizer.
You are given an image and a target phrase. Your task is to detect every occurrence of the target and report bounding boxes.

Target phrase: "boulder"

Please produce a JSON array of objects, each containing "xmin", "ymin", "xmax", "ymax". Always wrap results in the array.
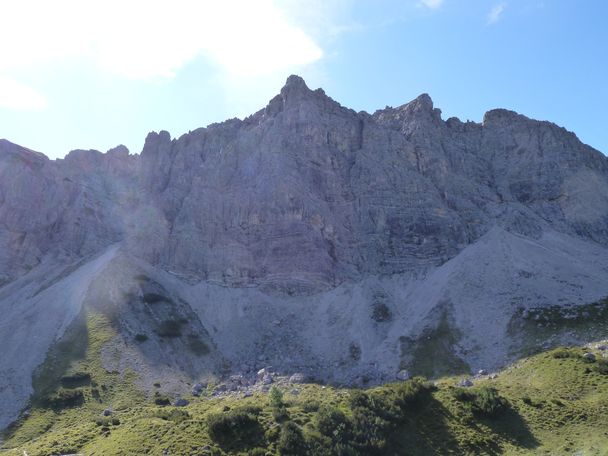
[
  {"xmin": 457, "ymin": 379, "xmax": 473, "ymax": 388},
  {"xmin": 174, "ymin": 398, "xmax": 189, "ymax": 407},
  {"xmin": 583, "ymin": 352, "xmax": 596, "ymax": 362},
  {"xmin": 289, "ymin": 373, "xmax": 306, "ymax": 384},
  {"xmin": 396, "ymin": 369, "xmax": 411, "ymax": 381},
  {"xmin": 191, "ymin": 383, "xmax": 205, "ymax": 396}
]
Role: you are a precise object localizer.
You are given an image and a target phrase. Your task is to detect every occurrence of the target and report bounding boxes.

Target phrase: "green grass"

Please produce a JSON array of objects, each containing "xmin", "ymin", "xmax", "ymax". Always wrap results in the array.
[
  {"xmin": 508, "ymin": 298, "xmax": 608, "ymax": 357},
  {"xmin": 400, "ymin": 310, "xmax": 470, "ymax": 378},
  {"xmin": 2, "ymin": 318, "xmax": 608, "ymax": 455},
  {"xmin": 4, "ymin": 344, "xmax": 608, "ymax": 456}
]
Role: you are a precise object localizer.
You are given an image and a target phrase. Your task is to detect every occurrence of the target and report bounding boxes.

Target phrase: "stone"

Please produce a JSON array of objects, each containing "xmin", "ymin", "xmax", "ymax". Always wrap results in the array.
[
  {"xmin": 289, "ymin": 373, "xmax": 306, "ymax": 384},
  {"xmin": 262, "ymin": 374, "xmax": 273, "ymax": 385},
  {"xmin": 191, "ymin": 383, "xmax": 205, "ymax": 396},
  {"xmin": 478, "ymin": 369, "xmax": 488, "ymax": 376},
  {"xmin": 583, "ymin": 352, "xmax": 596, "ymax": 362},
  {"xmin": 174, "ymin": 398, "xmax": 189, "ymax": 407},
  {"xmin": 102, "ymin": 409, "xmax": 112, "ymax": 416},
  {"xmin": 257, "ymin": 368, "xmax": 272, "ymax": 381},
  {"xmin": 457, "ymin": 379, "xmax": 474, "ymax": 388},
  {"xmin": 396, "ymin": 370, "xmax": 411, "ymax": 381}
]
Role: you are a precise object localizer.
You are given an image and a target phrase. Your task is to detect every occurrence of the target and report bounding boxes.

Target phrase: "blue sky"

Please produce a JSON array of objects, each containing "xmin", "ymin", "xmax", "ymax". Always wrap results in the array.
[{"xmin": 0, "ymin": 0, "xmax": 606, "ymax": 159}]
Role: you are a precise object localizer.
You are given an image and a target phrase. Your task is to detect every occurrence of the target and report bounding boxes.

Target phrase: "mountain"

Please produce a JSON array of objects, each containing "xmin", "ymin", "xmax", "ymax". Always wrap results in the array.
[{"xmin": 1, "ymin": 75, "xmax": 608, "ymax": 432}]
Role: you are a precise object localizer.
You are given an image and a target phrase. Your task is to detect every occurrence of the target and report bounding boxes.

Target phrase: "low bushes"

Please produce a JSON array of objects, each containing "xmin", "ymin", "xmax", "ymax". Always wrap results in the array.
[
  {"xmin": 452, "ymin": 386, "xmax": 508, "ymax": 417},
  {"xmin": 153, "ymin": 392, "xmax": 171, "ymax": 406},
  {"xmin": 207, "ymin": 408, "xmax": 264, "ymax": 450},
  {"xmin": 278, "ymin": 422, "xmax": 307, "ymax": 456},
  {"xmin": 60, "ymin": 371, "xmax": 91, "ymax": 388},
  {"xmin": 42, "ymin": 388, "xmax": 84, "ymax": 409},
  {"xmin": 153, "ymin": 409, "xmax": 191, "ymax": 423},
  {"xmin": 156, "ymin": 319, "xmax": 183, "ymax": 338},
  {"xmin": 134, "ymin": 333, "xmax": 148, "ymax": 342}
]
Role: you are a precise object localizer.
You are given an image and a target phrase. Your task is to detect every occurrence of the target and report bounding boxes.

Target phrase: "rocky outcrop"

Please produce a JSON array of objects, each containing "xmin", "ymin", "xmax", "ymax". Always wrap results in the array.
[{"xmin": 2, "ymin": 76, "xmax": 607, "ymax": 291}]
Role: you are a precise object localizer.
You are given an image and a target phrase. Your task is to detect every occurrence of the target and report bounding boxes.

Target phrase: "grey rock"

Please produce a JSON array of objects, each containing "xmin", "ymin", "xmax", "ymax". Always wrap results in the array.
[
  {"xmin": 583, "ymin": 352, "xmax": 596, "ymax": 362},
  {"xmin": 174, "ymin": 398, "xmax": 189, "ymax": 407},
  {"xmin": 457, "ymin": 378, "xmax": 474, "ymax": 388},
  {"xmin": 257, "ymin": 368, "xmax": 272, "ymax": 381},
  {"xmin": 191, "ymin": 383, "xmax": 205, "ymax": 396},
  {"xmin": 396, "ymin": 369, "xmax": 411, "ymax": 381},
  {"xmin": 289, "ymin": 373, "xmax": 306, "ymax": 384}
]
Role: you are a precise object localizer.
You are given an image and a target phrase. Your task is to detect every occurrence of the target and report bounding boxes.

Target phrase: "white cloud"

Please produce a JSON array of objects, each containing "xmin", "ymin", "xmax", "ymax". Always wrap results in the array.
[
  {"xmin": 0, "ymin": 77, "xmax": 47, "ymax": 111},
  {"xmin": 487, "ymin": 2, "xmax": 507, "ymax": 24},
  {"xmin": 0, "ymin": 0, "xmax": 323, "ymax": 80},
  {"xmin": 420, "ymin": 0, "xmax": 444, "ymax": 9}
]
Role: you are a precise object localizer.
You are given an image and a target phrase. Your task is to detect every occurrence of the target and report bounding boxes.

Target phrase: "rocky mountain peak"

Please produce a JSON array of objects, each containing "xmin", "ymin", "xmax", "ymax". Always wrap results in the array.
[{"xmin": 1, "ymin": 78, "xmax": 608, "ymax": 433}]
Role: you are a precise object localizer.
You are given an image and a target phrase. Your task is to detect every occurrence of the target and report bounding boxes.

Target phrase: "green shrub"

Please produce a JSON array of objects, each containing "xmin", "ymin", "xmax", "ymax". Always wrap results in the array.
[
  {"xmin": 453, "ymin": 386, "xmax": 508, "ymax": 417},
  {"xmin": 143, "ymin": 293, "xmax": 169, "ymax": 304},
  {"xmin": 188, "ymin": 337, "xmax": 210, "ymax": 355},
  {"xmin": 42, "ymin": 388, "xmax": 84, "ymax": 409},
  {"xmin": 134, "ymin": 333, "xmax": 148, "ymax": 342},
  {"xmin": 277, "ymin": 422, "xmax": 307, "ymax": 455},
  {"xmin": 552, "ymin": 348, "xmax": 574, "ymax": 359},
  {"xmin": 349, "ymin": 343, "xmax": 362, "ymax": 361},
  {"xmin": 60, "ymin": 371, "xmax": 91, "ymax": 388},
  {"xmin": 154, "ymin": 409, "xmax": 191, "ymax": 423},
  {"xmin": 273, "ymin": 406, "xmax": 289, "ymax": 423},
  {"xmin": 302, "ymin": 400, "xmax": 321, "ymax": 413},
  {"xmin": 269, "ymin": 386, "xmax": 284, "ymax": 408},
  {"xmin": 372, "ymin": 302, "xmax": 392, "ymax": 322},
  {"xmin": 206, "ymin": 408, "xmax": 264, "ymax": 449},
  {"xmin": 248, "ymin": 449, "xmax": 267, "ymax": 456},
  {"xmin": 472, "ymin": 387, "xmax": 508, "ymax": 417},
  {"xmin": 315, "ymin": 405, "xmax": 350, "ymax": 442},
  {"xmin": 452, "ymin": 387, "xmax": 475, "ymax": 402},
  {"xmin": 156, "ymin": 319, "xmax": 183, "ymax": 338},
  {"xmin": 153, "ymin": 392, "xmax": 171, "ymax": 406},
  {"xmin": 595, "ymin": 359, "xmax": 608, "ymax": 375}
]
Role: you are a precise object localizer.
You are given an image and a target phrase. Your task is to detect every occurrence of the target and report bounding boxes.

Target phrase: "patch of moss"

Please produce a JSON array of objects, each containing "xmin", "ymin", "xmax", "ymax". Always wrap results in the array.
[
  {"xmin": 508, "ymin": 297, "xmax": 608, "ymax": 357},
  {"xmin": 155, "ymin": 319, "xmax": 183, "ymax": 338},
  {"xmin": 4, "ymin": 334, "xmax": 608, "ymax": 455},
  {"xmin": 142, "ymin": 292, "xmax": 170, "ymax": 304},
  {"xmin": 187, "ymin": 336, "xmax": 210, "ymax": 355},
  {"xmin": 400, "ymin": 310, "xmax": 470, "ymax": 378}
]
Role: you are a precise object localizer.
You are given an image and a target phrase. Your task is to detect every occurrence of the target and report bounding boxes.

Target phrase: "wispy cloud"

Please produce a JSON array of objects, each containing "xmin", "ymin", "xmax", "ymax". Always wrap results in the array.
[
  {"xmin": 0, "ymin": 77, "xmax": 47, "ymax": 111},
  {"xmin": 487, "ymin": 2, "xmax": 507, "ymax": 24},
  {"xmin": 0, "ymin": 0, "xmax": 325, "ymax": 110},
  {"xmin": 420, "ymin": 0, "xmax": 444, "ymax": 9}
]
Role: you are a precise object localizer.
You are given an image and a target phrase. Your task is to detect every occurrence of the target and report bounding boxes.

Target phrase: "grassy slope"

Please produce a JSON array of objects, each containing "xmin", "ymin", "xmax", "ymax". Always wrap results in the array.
[{"xmin": 1, "ymin": 310, "xmax": 608, "ymax": 455}]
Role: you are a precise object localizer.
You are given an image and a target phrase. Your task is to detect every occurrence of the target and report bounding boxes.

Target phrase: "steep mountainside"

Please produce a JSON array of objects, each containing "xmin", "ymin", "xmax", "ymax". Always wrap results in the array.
[{"xmin": 1, "ymin": 76, "xmax": 607, "ymax": 431}]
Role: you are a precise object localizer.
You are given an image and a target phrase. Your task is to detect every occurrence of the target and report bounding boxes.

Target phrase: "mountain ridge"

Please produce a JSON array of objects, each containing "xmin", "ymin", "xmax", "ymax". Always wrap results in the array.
[{"xmin": 1, "ymin": 75, "xmax": 607, "ymax": 432}]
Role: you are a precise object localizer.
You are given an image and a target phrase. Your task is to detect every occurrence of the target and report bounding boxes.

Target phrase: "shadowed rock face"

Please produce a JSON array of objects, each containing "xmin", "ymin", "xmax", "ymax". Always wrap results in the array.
[
  {"xmin": 2, "ymin": 76, "xmax": 606, "ymax": 291},
  {"xmin": 1, "ymin": 76, "xmax": 608, "ymax": 429}
]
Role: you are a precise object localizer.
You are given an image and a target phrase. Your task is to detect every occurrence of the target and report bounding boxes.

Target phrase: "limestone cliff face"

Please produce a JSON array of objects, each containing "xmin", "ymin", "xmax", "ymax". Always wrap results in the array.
[
  {"xmin": 1, "ymin": 75, "xmax": 607, "ymax": 291},
  {"xmin": 2, "ymin": 76, "xmax": 608, "ymax": 429}
]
